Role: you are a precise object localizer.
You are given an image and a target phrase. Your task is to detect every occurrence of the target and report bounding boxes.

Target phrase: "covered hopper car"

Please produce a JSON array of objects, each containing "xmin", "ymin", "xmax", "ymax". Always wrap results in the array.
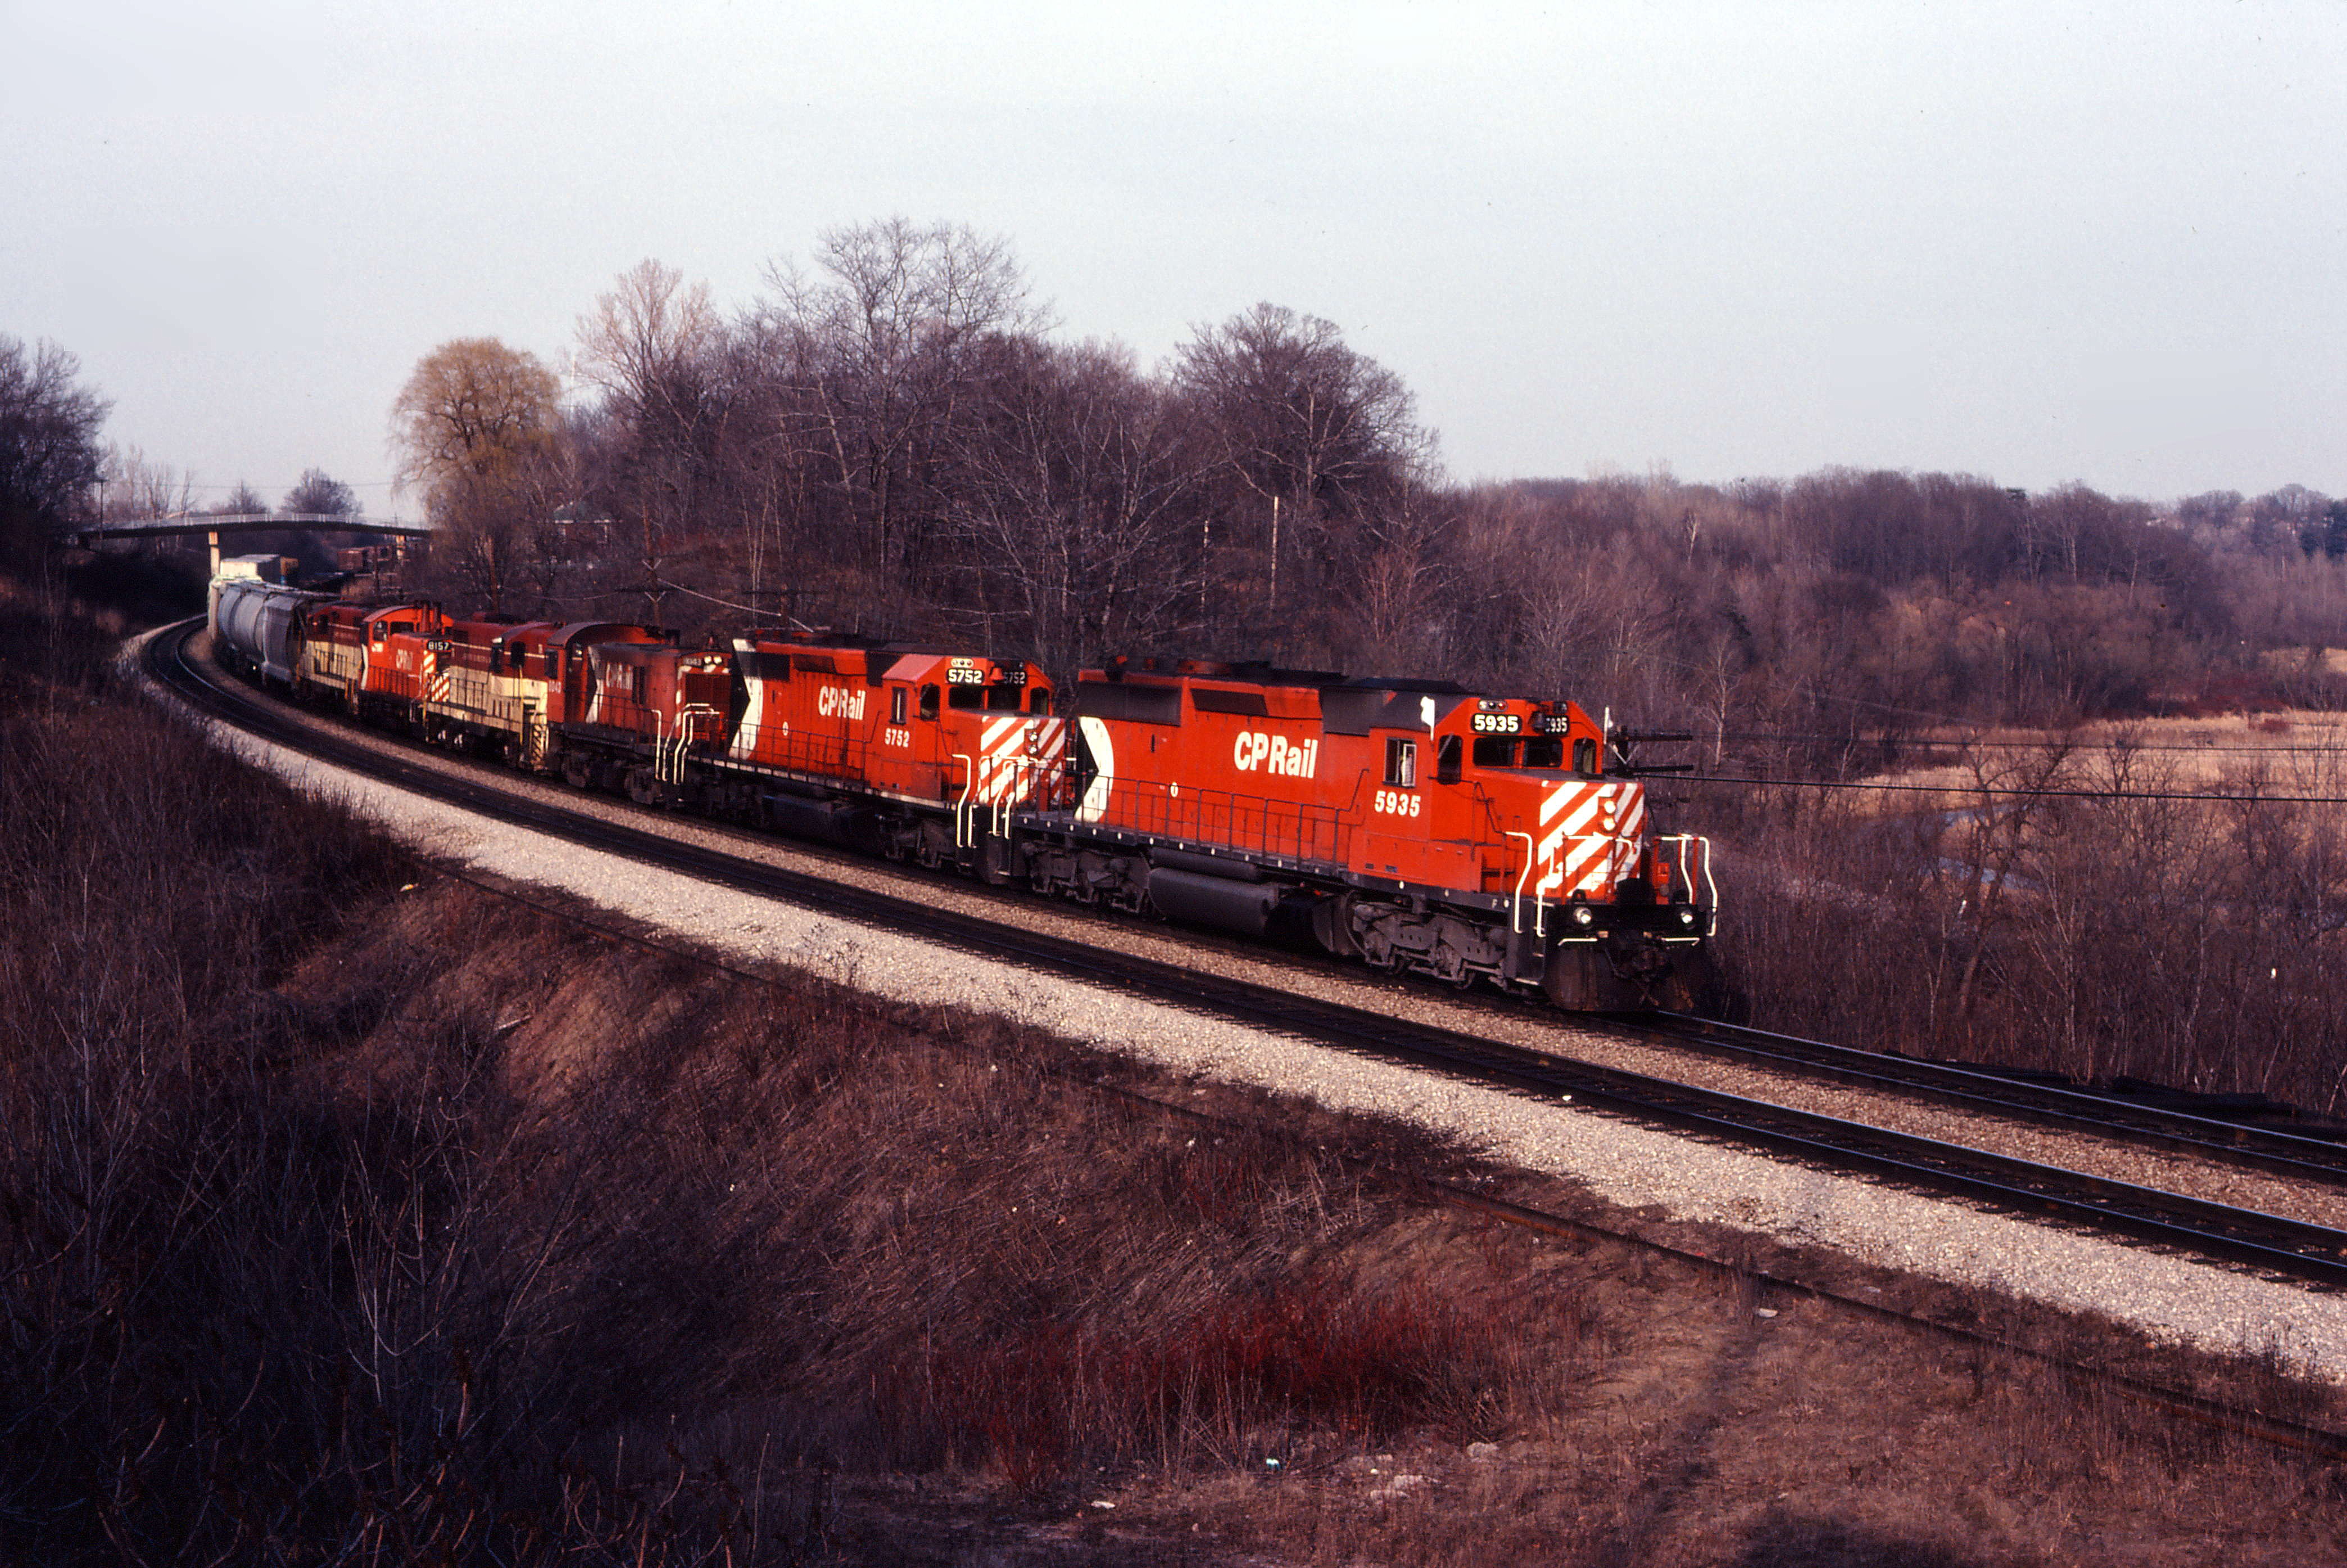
[{"xmin": 209, "ymin": 559, "xmax": 330, "ymax": 687}]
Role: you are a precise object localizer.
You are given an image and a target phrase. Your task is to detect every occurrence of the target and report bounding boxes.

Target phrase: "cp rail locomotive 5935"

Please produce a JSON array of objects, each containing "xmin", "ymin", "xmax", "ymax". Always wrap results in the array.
[{"xmin": 210, "ymin": 560, "xmax": 1715, "ymax": 1009}]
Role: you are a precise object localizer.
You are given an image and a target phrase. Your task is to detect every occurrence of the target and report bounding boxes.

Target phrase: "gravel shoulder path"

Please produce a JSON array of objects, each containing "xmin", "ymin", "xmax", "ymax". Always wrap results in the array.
[{"xmin": 141, "ymin": 628, "xmax": 2347, "ymax": 1382}]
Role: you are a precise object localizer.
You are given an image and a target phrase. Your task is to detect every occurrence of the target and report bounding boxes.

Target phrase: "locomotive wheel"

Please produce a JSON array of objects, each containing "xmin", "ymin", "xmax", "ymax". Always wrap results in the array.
[{"xmin": 1311, "ymin": 891, "xmax": 1362, "ymax": 958}]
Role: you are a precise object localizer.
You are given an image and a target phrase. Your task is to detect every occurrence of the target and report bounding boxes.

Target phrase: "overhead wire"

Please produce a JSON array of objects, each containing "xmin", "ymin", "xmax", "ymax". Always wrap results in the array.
[
  {"xmin": 1698, "ymin": 729, "xmax": 2347, "ymax": 756},
  {"xmin": 1661, "ymin": 774, "xmax": 2347, "ymax": 807}
]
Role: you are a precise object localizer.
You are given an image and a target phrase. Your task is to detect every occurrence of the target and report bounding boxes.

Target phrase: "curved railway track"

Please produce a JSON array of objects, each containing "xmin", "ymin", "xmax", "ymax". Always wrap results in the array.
[{"xmin": 146, "ymin": 617, "xmax": 2347, "ymax": 1291}]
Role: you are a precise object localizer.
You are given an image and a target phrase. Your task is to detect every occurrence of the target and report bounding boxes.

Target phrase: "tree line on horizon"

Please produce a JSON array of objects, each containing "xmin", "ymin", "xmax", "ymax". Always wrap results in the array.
[{"xmin": 10, "ymin": 220, "xmax": 2347, "ymax": 747}]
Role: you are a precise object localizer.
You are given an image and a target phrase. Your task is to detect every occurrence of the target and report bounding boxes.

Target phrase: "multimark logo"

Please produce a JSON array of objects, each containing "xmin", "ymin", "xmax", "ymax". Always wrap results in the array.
[{"xmin": 1231, "ymin": 732, "xmax": 1318, "ymax": 777}]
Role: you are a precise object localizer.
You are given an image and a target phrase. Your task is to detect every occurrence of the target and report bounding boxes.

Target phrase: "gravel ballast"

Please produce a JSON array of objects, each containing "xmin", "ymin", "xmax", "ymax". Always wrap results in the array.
[{"xmin": 147, "ymin": 631, "xmax": 2347, "ymax": 1383}]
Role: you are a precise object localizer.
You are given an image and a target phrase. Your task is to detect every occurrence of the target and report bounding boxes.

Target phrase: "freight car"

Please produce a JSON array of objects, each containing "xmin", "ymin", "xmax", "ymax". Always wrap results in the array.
[
  {"xmin": 207, "ymin": 575, "xmax": 1711, "ymax": 1009},
  {"xmin": 208, "ymin": 558, "xmax": 330, "ymax": 688}
]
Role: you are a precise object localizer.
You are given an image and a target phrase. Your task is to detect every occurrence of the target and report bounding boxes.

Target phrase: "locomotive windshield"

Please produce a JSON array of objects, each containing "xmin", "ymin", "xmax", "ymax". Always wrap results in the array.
[
  {"xmin": 1471, "ymin": 735, "xmax": 1571, "ymax": 771},
  {"xmin": 948, "ymin": 682, "xmax": 1027, "ymax": 713}
]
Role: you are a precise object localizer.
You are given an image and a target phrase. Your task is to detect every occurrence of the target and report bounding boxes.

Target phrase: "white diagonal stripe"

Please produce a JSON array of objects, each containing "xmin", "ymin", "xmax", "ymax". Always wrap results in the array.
[{"xmin": 1561, "ymin": 836, "xmax": 1607, "ymax": 880}]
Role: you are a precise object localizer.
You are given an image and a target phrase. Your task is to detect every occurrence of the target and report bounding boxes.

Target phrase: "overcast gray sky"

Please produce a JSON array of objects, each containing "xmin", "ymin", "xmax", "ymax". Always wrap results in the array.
[{"xmin": 4, "ymin": 0, "xmax": 2342, "ymax": 514}]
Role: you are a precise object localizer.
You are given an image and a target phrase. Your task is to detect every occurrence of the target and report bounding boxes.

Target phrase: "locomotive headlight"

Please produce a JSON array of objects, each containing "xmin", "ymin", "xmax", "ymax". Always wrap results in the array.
[
  {"xmin": 1677, "ymin": 907, "xmax": 1698, "ymax": 927},
  {"xmin": 1571, "ymin": 904, "xmax": 1596, "ymax": 928}
]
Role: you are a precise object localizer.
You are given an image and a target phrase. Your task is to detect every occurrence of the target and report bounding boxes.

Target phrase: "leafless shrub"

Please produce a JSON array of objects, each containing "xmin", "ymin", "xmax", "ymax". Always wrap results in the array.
[{"xmin": 1704, "ymin": 731, "xmax": 2347, "ymax": 1108}]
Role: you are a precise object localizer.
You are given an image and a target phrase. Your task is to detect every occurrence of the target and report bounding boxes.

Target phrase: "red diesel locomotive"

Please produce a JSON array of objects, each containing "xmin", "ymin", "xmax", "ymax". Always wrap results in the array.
[{"xmin": 1022, "ymin": 658, "xmax": 1714, "ymax": 1009}]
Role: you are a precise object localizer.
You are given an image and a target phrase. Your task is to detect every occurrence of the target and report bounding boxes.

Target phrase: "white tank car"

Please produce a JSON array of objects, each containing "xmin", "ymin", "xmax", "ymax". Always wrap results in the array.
[{"xmin": 210, "ymin": 558, "xmax": 329, "ymax": 686}]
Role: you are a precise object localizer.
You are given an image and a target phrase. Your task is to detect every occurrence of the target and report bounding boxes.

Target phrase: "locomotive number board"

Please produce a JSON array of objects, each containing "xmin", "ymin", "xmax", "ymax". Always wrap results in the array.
[{"xmin": 946, "ymin": 659, "xmax": 1026, "ymax": 685}]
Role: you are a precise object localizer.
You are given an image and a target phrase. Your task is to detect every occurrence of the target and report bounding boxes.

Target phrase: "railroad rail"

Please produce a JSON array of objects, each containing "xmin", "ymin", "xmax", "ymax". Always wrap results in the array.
[
  {"xmin": 1597, "ymin": 1013, "xmax": 2347, "ymax": 1189},
  {"xmin": 146, "ymin": 617, "xmax": 2347, "ymax": 1291}
]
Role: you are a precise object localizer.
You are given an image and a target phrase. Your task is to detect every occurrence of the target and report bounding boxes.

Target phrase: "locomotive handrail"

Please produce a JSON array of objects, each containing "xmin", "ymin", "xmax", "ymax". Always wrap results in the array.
[
  {"xmin": 953, "ymin": 753, "xmax": 975, "ymax": 850},
  {"xmin": 1506, "ymin": 831, "xmax": 1538, "ymax": 936},
  {"xmin": 1660, "ymin": 833, "xmax": 1720, "ymax": 922},
  {"xmin": 657, "ymin": 703, "xmax": 723, "ymax": 785}
]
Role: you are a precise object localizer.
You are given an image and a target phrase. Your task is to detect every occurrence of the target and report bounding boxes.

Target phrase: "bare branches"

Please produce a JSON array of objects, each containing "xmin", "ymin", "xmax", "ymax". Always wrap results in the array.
[
  {"xmin": 0, "ymin": 334, "xmax": 110, "ymax": 552},
  {"xmin": 939, "ymin": 338, "xmax": 1202, "ymax": 677},
  {"xmin": 389, "ymin": 338, "xmax": 565, "ymax": 609},
  {"xmin": 572, "ymin": 259, "xmax": 719, "ymax": 423}
]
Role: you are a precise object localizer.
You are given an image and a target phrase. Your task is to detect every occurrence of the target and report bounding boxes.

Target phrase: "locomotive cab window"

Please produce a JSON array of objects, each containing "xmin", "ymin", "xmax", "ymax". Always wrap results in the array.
[
  {"xmin": 918, "ymin": 684, "xmax": 939, "ymax": 722},
  {"xmin": 1572, "ymin": 737, "xmax": 1599, "ymax": 775},
  {"xmin": 890, "ymin": 686, "xmax": 908, "ymax": 726},
  {"xmin": 1028, "ymin": 685, "xmax": 1052, "ymax": 714},
  {"xmin": 948, "ymin": 682, "xmax": 1025, "ymax": 712},
  {"xmin": 1471, "ymin": 736, "xmax": 1515, "ymax": 769},
  {"xmin": 1522, "ymin": 735, "xmax": 1565, "ymax": 770},
  {"xmin": 1384, "ymin": 737, "xmax": 1417, "ymax": 788},
  {"xmin": 1437, "ymin": 735, "xmax": 1462, "ymax": 784}
]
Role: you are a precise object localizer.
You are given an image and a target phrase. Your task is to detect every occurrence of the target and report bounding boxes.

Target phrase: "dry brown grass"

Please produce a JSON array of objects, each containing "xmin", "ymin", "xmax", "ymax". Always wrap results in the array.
[{"xmin": 1843, "ymin": 709, "xmax": 2347, "ymax": 805}]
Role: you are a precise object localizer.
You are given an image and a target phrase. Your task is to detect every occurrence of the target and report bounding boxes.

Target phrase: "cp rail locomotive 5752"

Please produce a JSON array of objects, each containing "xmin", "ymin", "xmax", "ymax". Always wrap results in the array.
[{"xmin": 210, "ymin": 560, "xmax": 1715, "ymax": 1009}]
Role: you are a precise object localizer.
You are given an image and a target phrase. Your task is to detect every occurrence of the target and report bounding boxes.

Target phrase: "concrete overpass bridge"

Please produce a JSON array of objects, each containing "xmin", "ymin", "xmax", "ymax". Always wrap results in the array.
[{"xmin": 73, "ymin": 513, "xmax": 432, "ymax": 573}]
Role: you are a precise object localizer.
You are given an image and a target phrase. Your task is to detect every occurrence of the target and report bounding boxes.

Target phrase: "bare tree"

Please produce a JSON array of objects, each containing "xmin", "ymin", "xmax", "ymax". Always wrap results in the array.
[
  {"xmin": 0, "ymin": 334, "xmax": 109, "ymax": 557},
  {"xmin": 1171, "ymin": 303, "xmax": 1428, "ymax": 650},
  {"xmin": 283, "ymin": 468, "xmax": 358, "ymax": 518},
  {"xmin": 95, "ymin": 444, "xmax": 193, "ymax": 522},
  {"xmin": 572, "ymin": 259, "xmax": 728, "ymax": 618},
  {"xmin": 941, "ymin": 338, "xmax": 1203, "ymax": 678},
  {"xmin": 390, "ymin": 338, "xmax": 565, "ymax": 609},
  {"xmin": 214, "ymin": 482, "xmax": 270, "ymax": 516},
  {"xmin": 574, "ymin": 259, "xmax": 718, "ymax": 416},
  {"xmin": 748, "ymin": 218, "xmax": 1045, "ymax": 623},
  {"xmin": 1345, "ymin": 480, "xmax": 1453, "ymax": 674}
]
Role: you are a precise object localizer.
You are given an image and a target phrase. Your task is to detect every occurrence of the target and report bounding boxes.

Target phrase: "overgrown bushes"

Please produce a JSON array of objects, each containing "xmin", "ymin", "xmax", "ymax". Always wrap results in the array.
[{"xmin": 1704, "ymin": 737, "xmax": 2347, "ymax": 1108}]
